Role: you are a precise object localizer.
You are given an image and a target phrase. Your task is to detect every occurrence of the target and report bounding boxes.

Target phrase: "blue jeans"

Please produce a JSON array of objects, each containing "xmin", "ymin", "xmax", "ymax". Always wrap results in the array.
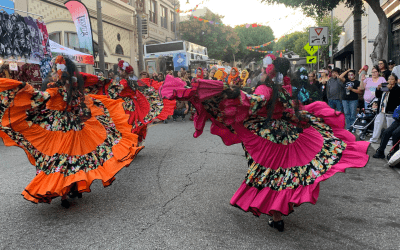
[
  {"xmin": 328, "ymin": 99, "xmax": 343, "ymax": 113},
  {"xmin": 342, "ymin": 99, "xmax": 358, "ymax": 129}
]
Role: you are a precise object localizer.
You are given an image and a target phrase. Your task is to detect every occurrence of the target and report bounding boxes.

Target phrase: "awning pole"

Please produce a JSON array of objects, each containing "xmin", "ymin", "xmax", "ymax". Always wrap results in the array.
[{"xmin": 0, "ymin": 5, "xmax": 44, "ymax": 17}]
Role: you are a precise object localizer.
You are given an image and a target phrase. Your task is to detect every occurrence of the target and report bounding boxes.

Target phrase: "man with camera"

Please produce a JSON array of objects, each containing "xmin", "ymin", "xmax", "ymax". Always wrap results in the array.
[{"xmin": 373, "ymin": 74, "xmax": 400, "ymax": 158}]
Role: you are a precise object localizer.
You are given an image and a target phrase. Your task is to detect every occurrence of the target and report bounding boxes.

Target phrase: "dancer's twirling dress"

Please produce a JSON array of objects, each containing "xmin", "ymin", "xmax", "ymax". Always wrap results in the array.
[
  {"xmin": 97, "ymin": 77, "xmax": 175, "ymax": 142},
  {"xmin": 0, "ymin": 78, "xmax": 144, "ymax": 203},
  {"xmin": 160, "ymin": 75, "xmax": 370, "ymax": 216}
]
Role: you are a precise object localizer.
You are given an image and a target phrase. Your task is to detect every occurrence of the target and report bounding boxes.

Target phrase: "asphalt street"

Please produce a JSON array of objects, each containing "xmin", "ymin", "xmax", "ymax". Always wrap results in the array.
[{"xmin": 1, "ymin": 120, "xmax": 400, "ymax": 250}]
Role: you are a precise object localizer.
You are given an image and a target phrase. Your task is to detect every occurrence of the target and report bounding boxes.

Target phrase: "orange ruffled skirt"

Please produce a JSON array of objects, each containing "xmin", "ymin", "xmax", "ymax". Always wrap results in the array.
[{"xmin": 0, "ymin": 79, "xmax": 144, "ymax": 203}]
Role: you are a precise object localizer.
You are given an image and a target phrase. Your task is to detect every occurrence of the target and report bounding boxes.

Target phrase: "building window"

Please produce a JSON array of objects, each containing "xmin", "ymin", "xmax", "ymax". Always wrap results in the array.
[
  {"xmin": 64, "ymin": 32, "xmax": 79, "ymax": 49},
  {"xmin": 115, "ymin": 44, "xmax": 124, "ymax": 55},
  {"xmin": 160, "ymin": 6, "xmax": 167, "ymax": 29},
  {"xmin": 170, "ymin": 11, "xmax": 175, "ymax": 32},
  {"xmin": 49, "ymin": 32, "xmax": 61, "ymax": 44},
  {"xmin": 149, "ymin": 0, "xmax": 157, "ymax": 24}
]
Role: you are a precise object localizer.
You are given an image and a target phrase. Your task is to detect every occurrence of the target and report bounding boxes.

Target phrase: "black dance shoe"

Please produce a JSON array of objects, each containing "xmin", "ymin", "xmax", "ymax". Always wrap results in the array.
[
  {"xmin": 268, "ymin": 219, "xmax": 284, "ymax": 232},
  {"xmin": 61, "ymin": 199, "xmax": 70, "ymax": 209},
  {"xmin": 69, "ymin": 191, "xmax": 83, "ymax": 199},
  {"xmin": 373, "ymin": 150, "xmax": 385, "ymax": 159}
]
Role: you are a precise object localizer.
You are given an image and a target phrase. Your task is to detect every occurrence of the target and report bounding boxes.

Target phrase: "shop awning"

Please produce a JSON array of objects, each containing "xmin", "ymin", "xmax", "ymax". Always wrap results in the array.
[
  {"xmin": 49, "ymin": 40, "xmax": 94, "ymax": 65},
  {"xmin": 334, "ymin": 41, "xmax": 354, "ymax": 61}
]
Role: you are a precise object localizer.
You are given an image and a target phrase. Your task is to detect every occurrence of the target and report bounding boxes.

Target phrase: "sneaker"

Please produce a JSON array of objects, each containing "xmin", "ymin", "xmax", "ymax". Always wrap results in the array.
[
  {"xmin": 182, "ymin": 118, "xmax": 185, "ymax": 121},
  {"xmin": 163, "ymin": 120, "xmax": 168, "ymax": 124},
  {"xmin": 369, "ymin": 139, "xmax": 378, "ymax": 144},
  {"xmin": 373, "ymin": 150, "xmax": 385, "ymax": 159},
  {"xmin": 173, "ymin": 119, "xmax": 176, "ymax": 122},
  {"xmin": 388, "ymin": 140, "xmax": 393, "ymax": 146}
]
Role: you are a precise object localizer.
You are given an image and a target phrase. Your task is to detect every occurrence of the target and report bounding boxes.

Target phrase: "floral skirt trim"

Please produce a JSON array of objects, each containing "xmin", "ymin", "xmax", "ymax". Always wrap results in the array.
[{"xmin": 0, "ymin": 82, "xmax": 143, "ymax": 203}]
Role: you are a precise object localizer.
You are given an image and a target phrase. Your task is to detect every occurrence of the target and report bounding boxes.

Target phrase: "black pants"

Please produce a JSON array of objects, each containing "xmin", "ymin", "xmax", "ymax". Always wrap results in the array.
[
  {"xmin": 378, "ymin": 119, "xmax": 400, "ymax": 152},
  {"xmin": 173, "ymin": 108, "xmax": 186, "ymax": 119}
]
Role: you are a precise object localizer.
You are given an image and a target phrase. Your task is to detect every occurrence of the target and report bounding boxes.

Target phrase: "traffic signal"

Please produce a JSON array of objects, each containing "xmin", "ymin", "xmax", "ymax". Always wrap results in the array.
[{"xmin": 141, "ymin": 15, "xmax": 148, "ymax": 36}]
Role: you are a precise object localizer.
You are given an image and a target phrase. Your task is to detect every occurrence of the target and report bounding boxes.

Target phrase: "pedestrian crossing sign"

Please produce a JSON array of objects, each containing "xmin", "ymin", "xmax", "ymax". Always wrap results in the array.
[
  {"xmin": 303, "ymin": 43, "xmax": 319, "ymax": 56},
  {"xmin": 307, "ymin": 56, "xmax": 317, "ymax": 64}
]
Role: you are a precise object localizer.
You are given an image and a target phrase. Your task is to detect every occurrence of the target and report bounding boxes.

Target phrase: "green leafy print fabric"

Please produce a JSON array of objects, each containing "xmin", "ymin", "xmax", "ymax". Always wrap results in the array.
[
  {"xmin": 0, "ymin": 86, "xmax": 123, "ymax": 177},
  {"xmin": 243, "ymin": 114, "xmax": 347, "ymax": 191},
  {"xmin": 25, "ymin": 88, "xmax": 91, "ymax": 132}
]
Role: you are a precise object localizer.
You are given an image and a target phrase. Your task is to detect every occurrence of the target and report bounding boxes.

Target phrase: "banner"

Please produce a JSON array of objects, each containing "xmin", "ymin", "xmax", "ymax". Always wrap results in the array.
[
  {"xmin": 173, "ymin": 52, "xmax": 188, "ymax": 71},
  {"xmin": 64, "ymin": 0, "xmax": 94, "ymax": 55},
  {"xmin": 50, "ymin": 40, "xmax": 94, "ymax": 65}
]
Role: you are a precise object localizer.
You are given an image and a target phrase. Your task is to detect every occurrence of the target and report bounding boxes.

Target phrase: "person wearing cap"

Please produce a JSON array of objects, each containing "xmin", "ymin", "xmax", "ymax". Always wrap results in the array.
[
  {"xmin": 388, "ymin": 60, "xmax": 396, "ymax": 72},
  {"xmin": 326, "ymin": 68, "xmax": 344, "ymax": 112}
]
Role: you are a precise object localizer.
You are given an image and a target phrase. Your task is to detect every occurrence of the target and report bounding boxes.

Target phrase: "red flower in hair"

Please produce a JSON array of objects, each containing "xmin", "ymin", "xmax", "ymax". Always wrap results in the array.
[
  {"xmin": 55, "ymin": 55, "xmax": 66, "ymax": 65},
  {"xmin": 125, "ymin": 65, "xmax": 134, "ymax": 74},
  {"xmin": 118, "ymin": 60, "xmax": 124, "ymax": 68},
  {"xmin": 265, "ymin": 64, "xmax": 275, "ymax": 78},
  {"xmin": 269, "ymin": 54, "xmax": 276, "ymax": 60}
]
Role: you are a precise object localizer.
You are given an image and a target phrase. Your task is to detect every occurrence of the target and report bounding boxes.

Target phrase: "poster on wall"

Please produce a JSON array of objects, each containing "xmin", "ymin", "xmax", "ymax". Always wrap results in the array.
[
  {"xmin": 173, "ymin": 52, "xmax": 188, "ymax": 71},
  {"xmin": 64, "ymin": 0, "xmax": 94, "ymax": 55}
]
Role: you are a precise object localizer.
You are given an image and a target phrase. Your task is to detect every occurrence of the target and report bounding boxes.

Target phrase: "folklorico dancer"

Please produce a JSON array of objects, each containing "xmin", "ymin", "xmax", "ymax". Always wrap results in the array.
[
  {"xmin": 0, "ymin": 55, "xmax": 143, "ymax": 208},
  {"xmin": 101, "ymin": 60, "xmax": 175, "ymax": 143},
  {"xmin": 159, "ymin": 55, "xmax": 369, "ymax": 232}
]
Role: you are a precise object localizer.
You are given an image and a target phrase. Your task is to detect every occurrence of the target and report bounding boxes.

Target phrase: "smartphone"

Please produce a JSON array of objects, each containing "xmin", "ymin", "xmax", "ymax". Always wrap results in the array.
[{"xmin": 381, "ymin": 82, "xmax": 389, "ymax": 92}]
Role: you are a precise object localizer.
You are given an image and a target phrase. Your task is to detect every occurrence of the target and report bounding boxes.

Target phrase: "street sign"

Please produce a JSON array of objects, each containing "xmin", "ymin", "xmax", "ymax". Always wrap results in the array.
[
  {"xmin": 309, "ymin": 27, "xmax": 329, "ymax": 46},
  {"xmin": 303, "ymin": 43, "xmax": 319, "ymax": 56},
  {"xmin": 307, "ymin": 56, "xmax": 317, "ymax": 64}
]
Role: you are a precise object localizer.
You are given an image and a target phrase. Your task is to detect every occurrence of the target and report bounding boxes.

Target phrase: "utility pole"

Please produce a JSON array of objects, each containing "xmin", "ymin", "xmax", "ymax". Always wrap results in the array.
[
  {"xmin": 173, "ymin": 0, "xmax": 178, "ymax": 40},
  {"xmin": 137, "ymin": 14, "xmax": 144, "ymax": 72},
  {"xmin": 330, "ymin": 10, "xmax": 333, "ymax": 65},
  {"xmin": 96, "ymin": 0, "xmax": 105, "ymax": 73}
]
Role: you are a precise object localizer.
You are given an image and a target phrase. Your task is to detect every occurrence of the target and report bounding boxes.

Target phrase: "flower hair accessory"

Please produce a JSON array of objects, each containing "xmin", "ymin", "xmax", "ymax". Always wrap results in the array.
[
  {"xmin": 263, "ymin": 54, "xmax": 276, "ymax": 78},
  {"xmin": 118, "ymin": 60, "xmax": 134, "ymax": 74},
  {"xmin": 55, "ymin": 55, "xmax": 67, "ymax": 79}
]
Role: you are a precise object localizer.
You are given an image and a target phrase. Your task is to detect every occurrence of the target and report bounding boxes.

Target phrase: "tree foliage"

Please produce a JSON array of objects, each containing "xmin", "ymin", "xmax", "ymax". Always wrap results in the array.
[
  {"xmin": 179, "ymin": 11, "xmax": 240, "ymax": 62},
  {"xmin": 234, "ymin": 25, "xmax": 275, "ymax": 66},
  {"xmin": 272, "ymin": 16, "xmax": 342, "ymax": 67}
]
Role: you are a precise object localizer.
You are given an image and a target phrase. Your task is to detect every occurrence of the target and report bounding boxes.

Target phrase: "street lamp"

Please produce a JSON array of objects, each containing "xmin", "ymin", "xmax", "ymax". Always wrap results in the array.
[{"xmin": 341, "ymin": 26, "xmax": 346, "ymax": 36}]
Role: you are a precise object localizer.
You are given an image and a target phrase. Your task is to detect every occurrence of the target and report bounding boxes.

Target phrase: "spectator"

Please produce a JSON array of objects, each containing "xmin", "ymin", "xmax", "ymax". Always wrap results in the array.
[
  {"xmin": 98, "ymin": 71, "xmax": 104, "ymax": 77},
  {"xmin": 173, "ymin": 100, "xmax": 189, "ymax": 121},
  {"xmin": 181, "ymin": 71, "xmax": 191, "ymax": 86},
  {"xmin": 107, "ymin": 71, "xmax": 114, "ymax": 80},
  {"xmin": 327, "ymin": 68, "xmax": 344, "ymax": 112},
  {"xmin": 378, "ymin": 59, "xmax": 391, "ymax": 80},
  {"xmin": 228, "ymin": 67, "xmax": 242, "ymax": 86},
  {"xmin": 193, "ymin": 67, "xmax": 204, "ymax": 80},
  {"xmin": 139, "ymin": 71, "xmax": 150, "ymax": 79},
  {"xmin": 369, "ymin": 74, "xmax": 400, "ymax": 144},
  {"xmin": 388, "ymin": 60, "xmax": 396, "ymax": 72},
  {"xmin": 151, "ymin": 72, "xmax": 158, "ymax": 80},
  {"xmin": 360, "ymin": 65, "xmax": 386, "ymax": 109},
  {"xmin": 327, "ymin": 66, "xmax": 333, "ymax": 77},
  {"xmin": 307, "ymin": 71, "xmax": 323, "ymax": 102},
  {"xmin": 318, "ymin": 69, "xmax": 329, "ymax": 103},
  {"xmin": 209, "ymin": 66, "xmax": 218, "ymax": 80},
  {"xmin": 157, "ymin": 72, "xmax": 165, "ymax": 82},
  {"xmin": 203, "ymin": 68, "xmax": 209, "ymax": 79},
  {"xmin": 373, "ymin": 111, "xmax": 400, "ymax": 159},
  {"xmin": 339, "ymin": 69, "xmax": 362, "ymax": 130}
]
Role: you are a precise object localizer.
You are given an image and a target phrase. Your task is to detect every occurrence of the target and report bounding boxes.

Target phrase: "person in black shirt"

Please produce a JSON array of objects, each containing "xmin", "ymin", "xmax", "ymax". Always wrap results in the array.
[
  {"xmin": 373, "ymin": 74, "xmax": 400, "ymax": 158},
  {"xmin": 379, "ymin": 59, "xmax": 391, "ymax": 81},
  {"xmin": 339, "ymin": 69, "xmax": 362, "ymax": 130}
]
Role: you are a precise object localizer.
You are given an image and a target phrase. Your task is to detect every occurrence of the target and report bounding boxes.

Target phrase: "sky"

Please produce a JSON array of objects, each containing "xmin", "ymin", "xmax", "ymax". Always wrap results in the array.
[{"xmin": 178, "ymin": 0, "xmax": 316, "ymax": 39}]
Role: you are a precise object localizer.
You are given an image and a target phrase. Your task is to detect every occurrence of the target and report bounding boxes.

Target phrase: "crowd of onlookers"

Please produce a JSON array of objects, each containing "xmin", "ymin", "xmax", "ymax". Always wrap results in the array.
[{"xmin": 298, "ymin": 60, "xmax": 400, "ymax": 161}]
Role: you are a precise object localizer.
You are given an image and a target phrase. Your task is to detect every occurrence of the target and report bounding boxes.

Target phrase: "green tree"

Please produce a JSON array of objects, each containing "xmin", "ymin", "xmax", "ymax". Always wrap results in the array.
[
  {"xmin": 261, "ymin": 0, "xmax": 388, "ymax": 69},
  {"xmin": 273, "ymin": 31, "xmax": 307, "ymax": 56},
  {"xmin": 234, "ymin": 25, "xmax": 275, "ymax": 67},
  {"xmin": 179, "ymin": 11, "xmax": 240, "ymax": 62}
]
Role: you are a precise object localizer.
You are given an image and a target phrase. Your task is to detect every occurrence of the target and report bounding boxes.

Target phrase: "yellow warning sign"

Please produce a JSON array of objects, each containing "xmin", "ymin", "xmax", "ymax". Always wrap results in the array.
[
  {"xmin": 307, "ymin": 56, "xmax": 317, "ymax": 64},
  {"xmin": 303, "ymin": 43, "xmax": 319, "ymax": 56}
]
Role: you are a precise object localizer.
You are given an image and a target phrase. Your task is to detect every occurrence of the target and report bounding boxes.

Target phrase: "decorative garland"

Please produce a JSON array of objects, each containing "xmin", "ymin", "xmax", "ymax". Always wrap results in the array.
[{"xmin": 176, "ymin": 0, "xmax": 205, "ymax": 14}]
